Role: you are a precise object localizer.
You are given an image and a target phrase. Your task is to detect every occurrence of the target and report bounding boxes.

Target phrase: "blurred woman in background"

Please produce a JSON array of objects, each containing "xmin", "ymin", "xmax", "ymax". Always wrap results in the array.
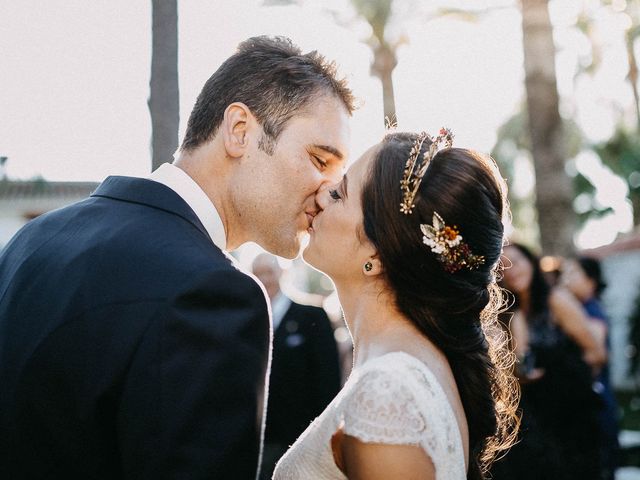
[
  {"xmin": 491, "ymin": 243, "xmax": 606, "ymax": 480},
  {"xmin": 562, "ymin": 256, "xmax": 619, "ymax": 480}
]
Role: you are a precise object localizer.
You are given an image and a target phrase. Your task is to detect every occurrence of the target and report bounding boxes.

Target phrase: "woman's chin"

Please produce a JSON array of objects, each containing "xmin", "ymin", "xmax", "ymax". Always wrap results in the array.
[
  {"xmin": 301, "ymin": 244, "xmax": 315, "ymax": 266},
  {"xmin": 301, "ymin": 245, "xmax": 325, "ymax": 274}
]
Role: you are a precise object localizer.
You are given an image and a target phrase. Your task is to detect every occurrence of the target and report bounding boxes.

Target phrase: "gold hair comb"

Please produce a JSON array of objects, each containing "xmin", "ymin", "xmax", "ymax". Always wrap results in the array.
[{"xmin": 399, "ymin": 128, "xmax": 454, "ymax": 215}]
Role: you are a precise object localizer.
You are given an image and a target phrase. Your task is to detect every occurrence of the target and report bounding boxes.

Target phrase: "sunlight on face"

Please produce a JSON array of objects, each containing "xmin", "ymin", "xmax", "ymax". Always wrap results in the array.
[
  {"xmin": 239, "ymin": 95, "xmax": 350, "ymax": 259},
  {"xmin": 303, "ymin": 146, "xmax": 378, "ymax": 280}
]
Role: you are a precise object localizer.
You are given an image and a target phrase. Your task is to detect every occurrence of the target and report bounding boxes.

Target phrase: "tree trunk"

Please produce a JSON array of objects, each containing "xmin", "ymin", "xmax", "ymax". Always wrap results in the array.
[
  {"xmin": 632, "ymin": 191, "xmax": 640, "ymax": 227},
  {"xmin": 149, "ymin": 0, "xmax": 179, "ymax": 172},
  {"xmin": 371, "ymin": 43, "xmax": 397, "ymax": 125},
  {"xmin": 351, "ymin": 0, "xmax": 397, "ymax": 126},
  {"xmin": 521, "ymin": 0, "xmax": 574, "ymax": 255}
]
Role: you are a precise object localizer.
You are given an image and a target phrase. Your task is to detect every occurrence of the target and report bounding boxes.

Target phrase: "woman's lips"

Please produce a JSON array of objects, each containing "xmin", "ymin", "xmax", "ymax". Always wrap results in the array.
[
  {"xmin": 307, "ymin": 215, "xmax": 318, "ymax": 234},
  {"xmin": 306, "ymin": 212, "xmax": 319, "ymax": 233}
]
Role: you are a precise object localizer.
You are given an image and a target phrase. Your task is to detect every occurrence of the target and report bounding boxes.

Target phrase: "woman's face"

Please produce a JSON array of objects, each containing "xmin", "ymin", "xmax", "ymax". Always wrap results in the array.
[
  {"xmin": 560, "ymin": 259, "xmax": 595, "ymax": 302},
  {"xmin": 302, "ymin": 146, "xmax": 378, "ymax": 281},
  {"xmin": 502, "ymin": 245, "xmax": 534, "ymax": 295}
]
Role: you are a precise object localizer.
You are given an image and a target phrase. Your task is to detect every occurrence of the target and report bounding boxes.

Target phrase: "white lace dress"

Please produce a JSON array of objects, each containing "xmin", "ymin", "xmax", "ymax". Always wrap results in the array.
[{"xmin": 272, "ymin": 351, "xmax": 466, "ymax": 479}]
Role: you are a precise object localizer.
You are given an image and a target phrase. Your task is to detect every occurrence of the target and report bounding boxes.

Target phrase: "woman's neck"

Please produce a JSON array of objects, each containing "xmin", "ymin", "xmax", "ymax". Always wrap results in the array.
[{"xmin": 334, "ymin": 280, "xmax": 426, "ymax": 368}]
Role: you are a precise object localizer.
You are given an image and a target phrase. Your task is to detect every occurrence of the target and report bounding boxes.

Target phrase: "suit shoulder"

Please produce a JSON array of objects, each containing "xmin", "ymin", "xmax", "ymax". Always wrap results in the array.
[{"xmin": 202, "ymin": 264, "xmax": 267, "ymax": 298}]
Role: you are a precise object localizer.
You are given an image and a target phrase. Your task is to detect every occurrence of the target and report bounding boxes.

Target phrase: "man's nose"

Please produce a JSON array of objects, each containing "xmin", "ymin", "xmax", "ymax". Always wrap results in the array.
[{"xmin": 321, "ymin": 165, "xmax": 343, "ymax": 186}]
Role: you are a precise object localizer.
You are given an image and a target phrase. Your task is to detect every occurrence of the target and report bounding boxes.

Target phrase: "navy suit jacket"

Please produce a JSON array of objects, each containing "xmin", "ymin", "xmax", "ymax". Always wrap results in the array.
[{"xmin": 0, "ymin": 176, "xmax": 271, "ymax": 479}]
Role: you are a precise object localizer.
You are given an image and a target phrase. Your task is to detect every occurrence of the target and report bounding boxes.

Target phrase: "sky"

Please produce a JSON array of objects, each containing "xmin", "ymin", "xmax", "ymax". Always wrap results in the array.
[{"xmin": 0, "ymin": 0, "xmax": 636, "ymax": 249}]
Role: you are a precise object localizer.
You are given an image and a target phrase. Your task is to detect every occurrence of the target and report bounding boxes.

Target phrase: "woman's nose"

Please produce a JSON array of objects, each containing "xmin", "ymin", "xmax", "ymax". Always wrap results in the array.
[{"xmin": 315, "ymin": 184, "xmax": 332, "ymax": 209}]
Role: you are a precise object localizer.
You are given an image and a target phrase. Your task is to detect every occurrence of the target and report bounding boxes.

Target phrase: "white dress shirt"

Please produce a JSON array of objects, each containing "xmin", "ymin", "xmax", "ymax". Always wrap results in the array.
[
  {"xmin": 270, "ymin": 292, "xmax": 292, "ymax": 332},
  {"xmin": 149, "ymin": 163, "xmax": 227, "ymax": 251}
]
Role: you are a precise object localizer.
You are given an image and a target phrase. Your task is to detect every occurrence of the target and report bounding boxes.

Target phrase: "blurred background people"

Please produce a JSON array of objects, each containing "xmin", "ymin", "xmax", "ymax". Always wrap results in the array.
[
  {"xmin": 251, "ymin": 254, "xmax": 342, "ymax": 479},
  {"xmin": 491, "ymin": 243, "xmax": 606, "ymax": 480},
  {"xmin": 562, "ymin": 256, "xmax": 620, "ymax": 480}
]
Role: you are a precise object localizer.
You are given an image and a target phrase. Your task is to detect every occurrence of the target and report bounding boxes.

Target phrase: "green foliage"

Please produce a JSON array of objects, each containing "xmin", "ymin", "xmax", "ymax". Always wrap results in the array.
[
  {"xmin": 572, "ymin": 171, "xmax": 614, "ymax": 225},
  {"xmin": 593, "ymin": 126, "xmax": 640, "ymax": 186},
  {"xmin": 491, "ymin": 106, "xmax": 592, "ymax": 244},
  {"xmin": 592, "ymin": 125, "xmax": 640, "ymax": 224}
]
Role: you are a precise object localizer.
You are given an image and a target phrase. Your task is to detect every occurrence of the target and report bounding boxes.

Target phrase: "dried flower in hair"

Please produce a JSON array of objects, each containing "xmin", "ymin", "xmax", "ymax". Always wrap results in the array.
[{"xmin": 421, "ymin": 212, "xmax": 485, "ymax": 273}]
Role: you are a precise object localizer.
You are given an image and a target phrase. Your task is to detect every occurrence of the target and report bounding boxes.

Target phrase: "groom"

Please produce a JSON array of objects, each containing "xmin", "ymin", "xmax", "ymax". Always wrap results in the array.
[{"xmin": 0, "ymin": 36, "xmax": 353, "ymax": 479}]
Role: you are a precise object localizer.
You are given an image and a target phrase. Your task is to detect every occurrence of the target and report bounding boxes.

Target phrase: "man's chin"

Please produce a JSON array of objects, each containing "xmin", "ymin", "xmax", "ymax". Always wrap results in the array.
[{"xmin": 265, "ymin": 234, "xmax": 303, "ymax": 260}]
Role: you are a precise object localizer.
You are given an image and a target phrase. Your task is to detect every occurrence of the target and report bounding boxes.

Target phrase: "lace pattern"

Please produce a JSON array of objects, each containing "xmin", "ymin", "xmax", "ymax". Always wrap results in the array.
[
  {"xmin": 342, "ymin": 369, "xmax": 426, "ymax": 445},
  {"xmin": 272, "ymin": 351, "xmax": 466, "ymax": 479}
]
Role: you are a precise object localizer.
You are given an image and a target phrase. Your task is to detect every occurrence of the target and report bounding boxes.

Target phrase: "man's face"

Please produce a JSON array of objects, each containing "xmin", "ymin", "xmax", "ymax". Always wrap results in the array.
[
  {"xmin": 303, "ymin": 146, "xmax": 376, "ymax": 280},
  {"xmin": 234, "ymin": 95, "xmax": 350, "ymax": 259}
]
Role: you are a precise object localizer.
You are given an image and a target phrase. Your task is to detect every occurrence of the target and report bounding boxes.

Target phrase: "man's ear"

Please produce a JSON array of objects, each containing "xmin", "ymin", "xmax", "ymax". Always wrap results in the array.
[{"xmin": 222, "ymin": 102, "xmax": 253, "ymax": 158}]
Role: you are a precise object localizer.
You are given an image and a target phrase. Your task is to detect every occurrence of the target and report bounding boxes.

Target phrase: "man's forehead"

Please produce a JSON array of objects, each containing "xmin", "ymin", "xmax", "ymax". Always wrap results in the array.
[{"xmin": 300, "ymin": 97, "xmax": 350, "ymax": 138}]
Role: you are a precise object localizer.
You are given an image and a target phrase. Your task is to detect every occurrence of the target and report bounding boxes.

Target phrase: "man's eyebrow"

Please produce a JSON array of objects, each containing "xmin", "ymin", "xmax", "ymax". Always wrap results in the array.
[{"xmin": 312, "ymin": 144, "xmax": 344, "ymax": 160}]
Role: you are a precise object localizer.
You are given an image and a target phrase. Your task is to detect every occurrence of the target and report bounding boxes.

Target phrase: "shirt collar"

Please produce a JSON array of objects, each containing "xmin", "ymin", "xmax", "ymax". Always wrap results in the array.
[
  {"xmin": 149, "ymin": 163, "xmax": 227, "ymax": 251},
  {"xmin": 271, "ymin": 292, "xmax": 292, "ymax": 331}
]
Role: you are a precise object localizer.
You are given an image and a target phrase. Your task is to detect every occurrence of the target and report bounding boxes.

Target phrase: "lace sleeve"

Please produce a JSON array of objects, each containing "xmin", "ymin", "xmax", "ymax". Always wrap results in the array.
[{"xmin": 341, "ymin": 368, "xmax": 426, "ymax": 445}]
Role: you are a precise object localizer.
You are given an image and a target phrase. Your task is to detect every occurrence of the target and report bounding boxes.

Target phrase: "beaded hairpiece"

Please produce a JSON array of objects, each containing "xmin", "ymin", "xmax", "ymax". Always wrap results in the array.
[{"xmin": 399, "ymin": 128, "xmax": 485, "ymax": 273}]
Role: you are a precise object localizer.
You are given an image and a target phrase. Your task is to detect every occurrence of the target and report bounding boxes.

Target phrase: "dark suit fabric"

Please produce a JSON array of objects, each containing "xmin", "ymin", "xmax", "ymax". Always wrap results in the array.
[
  {"xmin": 263, "ymin": 302, "xmax": 341, "ymax": 457},
  {"xmin": 0, "ymin": 176, "xmax": 270, "ymax": 479}
]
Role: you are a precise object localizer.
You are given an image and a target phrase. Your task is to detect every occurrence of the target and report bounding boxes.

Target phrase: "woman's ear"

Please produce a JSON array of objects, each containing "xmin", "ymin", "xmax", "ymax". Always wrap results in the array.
[
  {"xmin": 222, "ymin": 102, "xmax": 252, "ymax": 158},
  {"xmin": 362, "ymin": 254, "xmax": 383, "ymax": 276}
]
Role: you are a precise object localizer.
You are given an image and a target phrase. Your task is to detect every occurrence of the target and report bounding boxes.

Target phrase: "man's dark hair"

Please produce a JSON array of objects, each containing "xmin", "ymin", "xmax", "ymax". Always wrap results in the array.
[{"xmin": 180, "ymin": 36, "xmax": 356, "ymax": 154}]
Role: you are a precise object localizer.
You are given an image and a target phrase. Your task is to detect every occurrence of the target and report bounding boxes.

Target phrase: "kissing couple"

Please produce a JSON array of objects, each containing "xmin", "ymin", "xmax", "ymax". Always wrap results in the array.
[{"xmin": 0, "ymin": 36, "xmax": 519, "ymax": 480}]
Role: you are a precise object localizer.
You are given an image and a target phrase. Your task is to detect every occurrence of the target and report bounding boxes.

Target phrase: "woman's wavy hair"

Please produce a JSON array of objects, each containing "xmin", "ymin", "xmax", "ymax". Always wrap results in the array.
[{"xmin": 360, "ymin": 132, "xmax": 520, "ymax": 479}]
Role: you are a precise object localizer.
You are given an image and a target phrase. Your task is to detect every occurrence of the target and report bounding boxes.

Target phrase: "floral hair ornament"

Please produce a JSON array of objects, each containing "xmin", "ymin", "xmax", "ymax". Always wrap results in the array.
[
  {"xmin": 421, "ymin": 212, "xmax": 486, "ymax": 273},
  {"xmin": 400, "ymin": 127, "xmax": 454, "ymax": 215}
]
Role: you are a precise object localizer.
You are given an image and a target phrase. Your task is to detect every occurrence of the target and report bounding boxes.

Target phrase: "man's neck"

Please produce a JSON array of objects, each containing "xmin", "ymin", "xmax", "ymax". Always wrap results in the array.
[{"xmin": 174, "ymin": 149, "xmax": 244, "ymax": 250}]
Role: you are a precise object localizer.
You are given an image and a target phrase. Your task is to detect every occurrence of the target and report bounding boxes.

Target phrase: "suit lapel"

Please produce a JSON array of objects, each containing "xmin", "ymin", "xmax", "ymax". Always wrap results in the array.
[{"xmin": 91, "ymin": 176, "xmax": 212, "ymax": 243}]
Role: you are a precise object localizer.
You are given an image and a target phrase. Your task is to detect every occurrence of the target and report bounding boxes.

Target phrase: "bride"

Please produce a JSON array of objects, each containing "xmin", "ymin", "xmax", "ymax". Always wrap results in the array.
[{"xmin": 272, "ymin": 130, "xmax": 520, "ymax": 479}]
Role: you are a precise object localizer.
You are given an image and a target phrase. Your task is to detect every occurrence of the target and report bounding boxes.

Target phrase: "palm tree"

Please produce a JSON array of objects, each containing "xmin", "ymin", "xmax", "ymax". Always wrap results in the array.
[
  {"xmin": 351, "ymin": 0, "xmax": 398, "ymax": 125},
  {"xmin": 350, "ymin": 1, "xmax": 512, "ymax": 127},
  {"xmin": 149, "ymin": 0, "xmax": 179, "ymax": 172},
  {"xmin": 521, "ymin": 0, "xmax": 575, "ymax": 255}
]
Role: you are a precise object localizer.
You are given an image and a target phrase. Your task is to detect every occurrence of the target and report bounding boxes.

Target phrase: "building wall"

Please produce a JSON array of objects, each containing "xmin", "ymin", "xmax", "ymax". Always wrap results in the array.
[
  {"xmin": 0, "ymin": 196, "xmax": 88, "ymax": 248},
  {"xmin": 602, "ymin": 251, "xmax": 640, "ymax": 389}
]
